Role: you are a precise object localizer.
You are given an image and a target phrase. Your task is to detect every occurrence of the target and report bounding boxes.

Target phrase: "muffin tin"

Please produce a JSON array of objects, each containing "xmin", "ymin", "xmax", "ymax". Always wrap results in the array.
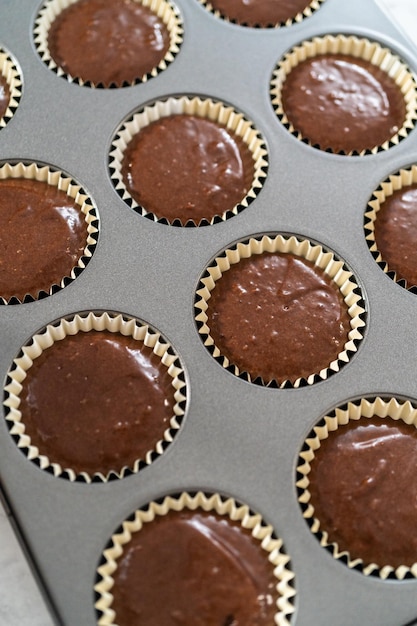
[{"xmin": 1, "ymin": 0, "xmax": 417, "ymax": 624}]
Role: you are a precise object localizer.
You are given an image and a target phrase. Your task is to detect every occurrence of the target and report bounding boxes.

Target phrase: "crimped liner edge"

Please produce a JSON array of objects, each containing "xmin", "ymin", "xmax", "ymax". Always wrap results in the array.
[
  {"xmin": 296, "ymin": 396, "xmax": 417, "ymax": 579},
  {"xmin": 3, "ymin": 311, "xmax": 187, "ymax": 482},
  {"xmin": 34, "ymin": 0, "xmax": 183, "ymax": 87},
  {"xmin": 270, "ymin": 35, "xmax": 417, "ymax": 156},
  {"xmin": 198, "ymin": 0, "xmax": 326, "ymax": 29},
  {"xmin": 0, "ymin": 161, "xmax": 98, "ymax": 304},
  {"xmin": 365, "ymin": 164, "xmax": 417, "ymax": 291},
  {"xmin": 195, "ymin": 234, "xmax": 366, "ymax": 388},
  {"xmin": 110, "ymin": 95, "xmax": 268, "ymax": 226},
  {"xmin": 94, "ymin": 491, "xmax": 296, "ymax": 625},
  {"xmin": 0, "ymin": 48, "xmax": 22, "ymax": 127}
]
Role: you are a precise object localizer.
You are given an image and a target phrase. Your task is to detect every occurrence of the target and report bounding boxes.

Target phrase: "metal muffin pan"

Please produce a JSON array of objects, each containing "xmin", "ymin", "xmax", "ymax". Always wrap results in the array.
[{"xmin": 1, "ymin": 0, "xmax": 417, "ymax": 624}]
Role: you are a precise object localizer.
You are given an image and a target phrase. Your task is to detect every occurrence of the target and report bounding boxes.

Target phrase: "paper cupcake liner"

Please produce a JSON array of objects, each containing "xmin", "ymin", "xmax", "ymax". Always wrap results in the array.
[
  {"xmin": 0, "ymin": 161, "xmax": 99, "ymax": 304},
  {"xmin": 365, "ymin": 164, "xmax": 417, "ymax": 292},
  {"xmin": 270, "ymin": 34, "xmax": 417, "ymax": 156},
  {"xmin": 109, "ymin": 95, "xmax": 268, "ymax": 226},
  {"xmin": 3, "ymin": 311, "xmax": 187, "ymax": 482},
  {"xmin": 296, "ymin": 396, "xmax": 417, "ymax": 579},
  {"xmin": 195, "ymin": 233, "xmax": 366, "ymax": 388},
  {"xmin": 0, "ymin": 47, "xmax": 22, "ymax": 128},
  {"xmin": 34, "ymin": 0, "xmax": 183, "ymax": 88},
  {"xmin": 197, "ymin": 0, "xmax": 326, "ymax": 29},
  {"xmin": 94, "ymin": 490, "xmax": 296, "ymax": 625}
]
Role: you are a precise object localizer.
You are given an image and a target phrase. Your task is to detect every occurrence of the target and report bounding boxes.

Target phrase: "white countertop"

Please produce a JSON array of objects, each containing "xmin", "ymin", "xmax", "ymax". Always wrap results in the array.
[
  {"xmin": 0, "ymin": 503, "xmax": 55, "ymax": 626},
  {"xmin": 0, "ymin": 1, "xmax": 416, "ymax": 625},
  {"xmin": 377, "ymin": 0, "xmax": 417, "ymax": 49}
]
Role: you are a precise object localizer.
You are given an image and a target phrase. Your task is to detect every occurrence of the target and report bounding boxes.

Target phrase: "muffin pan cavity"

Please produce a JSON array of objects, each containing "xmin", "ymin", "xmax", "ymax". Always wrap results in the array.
[
  {"xmin": 0, "ymin": 46, "xmax": 21, "ymax": 128},
  {"xmin": 365, "ymin": 164, "xmax": 417, "ymax": 291},
  {"xmin": 297, "ymin": 396, "xmax": 417, "ymax": 579},
  {"xmin": 195, "ymin": 233, "xmax": 366, "ymax": 388},
  {"xmin": 109, "ymin": 95, "xmax": 268, "ymax": 226},
  {"xmin": 1, "ymin": 0, "xmax": 417, "ymax": 625},
  {"xmin": 270, "ymin": 34, "xmax": 417, "ymax": 155},
  {"xmin": 4, "ymin": 311, "xmax": 187, "ymax": 482},
  {"xmin": 95, "ymin": 491, "xmax": 296, "ymax": 625},
  {"xmin": 34, "ymin": 0, "xmax": 184, "ymax": 87},
  {"xmin": 197, "ymin": 0, "xmax": 327, "ymax": 29},
  {"xmin": 0, "ymin": 161, "xmax": 98, "ymax": 305}
]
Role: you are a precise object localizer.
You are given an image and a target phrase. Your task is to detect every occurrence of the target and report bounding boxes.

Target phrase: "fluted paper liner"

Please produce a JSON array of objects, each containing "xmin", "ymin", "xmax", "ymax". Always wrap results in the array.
[
  {"xmin": 198, "ymin": 0, "xmax": 326, "ymax": 28},
  {"xmin": 110, "ymin": 95, "xmax": 268, "ymax": 226},
  {"xmin": 365, "ymin": 164, "xmax": 417, "ymax": 291},
  {"xmin": 0, "ymin": 161, "xmax": 98, "ymax": 304},
  {"xmin": 0, "ymin": 47, "xmax": 22, "ymax": 128},
  {"xmin": 195, "ymin": 234, "xmax": 366, "ymax": 388},
  {"xmin": 34, "ymin": 0, "xmax": 183, "ymax": 88},
  {"xmin": 94, "ymin": 491, "xmax": 296, "ymax": 625},
  {"xmin": 297, "ymin": 396, "xmax": 417, "ymax": 579},
  {"xmin": 270, "ymin": 34, "xmax": 417, "ymax": 155},
  {"xmin": 3, "ymin": 311, "xmax": 187, "ymax": 482}
]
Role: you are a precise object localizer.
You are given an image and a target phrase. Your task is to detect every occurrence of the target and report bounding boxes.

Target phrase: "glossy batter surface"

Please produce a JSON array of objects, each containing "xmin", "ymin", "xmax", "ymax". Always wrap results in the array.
[
  {"xmin": 308, "ymin": 417, "xmax": 417, "ymax": 568},
  {"xmin": 209, "ymin": 0, "xmax": 313, "ymax": 26},
  {"xmin": 0, "ymin": 74, "xmax": 10, "ymax": 119},
  {"xmin": 122, "ymin": 114, "xmax": 254, "ymax": 223},
  {"xmin": 111, "ymin": 509, "xmax": 278, "ymax": 626},
  {"xmin": 206, "ymin": 252, "xmax": 351, "ymax": 384},
  {"xmin": 19, "ymin": 331, "xmax": 175, "ymax": 475},
  {"xmin": 48, "ymin": 0, "xmax": 170, "ymax": 86},
  {"xmin": 0, "ymin": 178, "xmax": 87, "ymax": 301},
  {"xmin": 374, "ymin": 184, "xmax": 417, "ymax": 286},
  {"xmin": 281, "ymin": 54, "xmax": 406, "ymax": 153}
]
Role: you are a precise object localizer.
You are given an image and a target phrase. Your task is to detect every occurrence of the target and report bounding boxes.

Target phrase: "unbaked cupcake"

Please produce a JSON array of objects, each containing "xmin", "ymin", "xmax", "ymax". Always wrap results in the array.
[
  {"xmin": 34, "ymin": 0, "xmax": 183, "ymax": 87},
  {"xmin": 365, "ymin": 164, "xmax": 417, "ymax": 291},
  {"xmin": 198, "ymin": 0, "xmax": 325, "ymax": 28},
  {"xmin": 271, "ymin": 35, "xmax": 417, "ymax": 155},
  {"xmin": 297, "ymin": 396, "xmax": 417, "ymax": 578},
  {"xmin": 110, "ymin": 96, "xmax": 267, "ymax": 226},
  {"xmin": 0, "ymin": 162, "xmax": 98, "ymax": 304},
  {"xmin": 95, "ymin": 491, "xmax": 295, "ymax": 625},
  {"xmin": 3, "ymin": 312, "xmax": 187, "ymax": 481},
  {"xmin": 0, "ymin": 47, "xmax": 21, "ymax": 127},
  {"xmin": 195, "ymin": 234, "xmax": 366, "ymax": 387}
]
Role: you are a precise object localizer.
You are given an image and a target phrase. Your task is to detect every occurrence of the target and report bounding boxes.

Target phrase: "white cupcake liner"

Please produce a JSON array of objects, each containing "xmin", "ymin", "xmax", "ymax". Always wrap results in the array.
[
  {"xmin": 297, "ymin": 396, "xmax": 417, "ymax": 579},
  {"xmin": 34, "ymin": 0, "xmax": 183, "ymax": 88},
  {"xmin": 3, "ymin": 311, "xmax": 187, "ymax": 482},
  {"xmin": 0, "ymin": 47, "xmax": 22, "ymax": 127},
  {"xmin": 110, "ymin": 95, "xmax": 268, "ymax": 226},
  {"xmin": 94, "ymin": 490, "xmax": 296, "ymax": 625},
  {"xmin": 195, "ymin": 233, "xmax": 366, "ymax": 388},
  {"xmin": 270, "ymin": 34, "xmax": 417, "ymax": 155},
  {"xmin": 0, "ymin": 161, "xmax": 99, "ymax": 304},
  {"xmin": 365, "ymin": 164, "xmax": 417, "ymax": 291},
  {"xmin": 198, "ymin": 0, "xmax": 326, "ymax": 29}
]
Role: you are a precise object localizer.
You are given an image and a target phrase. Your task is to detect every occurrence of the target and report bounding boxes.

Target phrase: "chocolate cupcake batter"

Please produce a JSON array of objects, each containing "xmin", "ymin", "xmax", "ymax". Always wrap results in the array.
[
  {"xmin": 281, "ymin": 54, "xmax": 406, "ymax": 153},
  {"xmin": 0, "ymin": 74, "xmax": 10, "ymax": 119},
  {"xmin": 308, "ymin": 416, "xmax": 417, "ymax": 568},
  {"xmin": 122, "ymin": 114, "xmax": 254, "ymax": 224},
  {"xmin": 374, "ymin": 184, "xmax": 417, "ymax": 286},
  {"xmin": 206, "ymin": 251, "xmax": 351, "ymax": 384},
  {"xmin": 48, "ymin": 0, "xmax": 170, "ymax": 87},
  {"xmin": 111, "ymin": 509, "xmax": 278, "ymax": 626},
  {"xmin": 209, "ymin": 0, "xmax": 313, "ymax": 26},
  {"xmin": 0, "ymin": 178, "xmax": 87, "ymax": 302},
  {"xmin": 19, "ymin": 330, "xmax": 175, "ymax": 476}
]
